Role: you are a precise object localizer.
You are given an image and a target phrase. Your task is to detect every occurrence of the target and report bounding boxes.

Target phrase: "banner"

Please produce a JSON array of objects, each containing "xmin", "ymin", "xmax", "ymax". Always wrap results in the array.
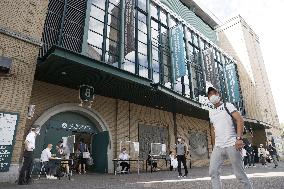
[
  {"xmin": 203, "ymin": 48, "xmax": 218, "ymax": 88},
  {"xmin": 170, "ymin": 25, "xmax": 186, "ymax": 80},
  {"xmin": 124, "ymin": 0, "xmax": 135, "ymax": 55},
  {"xmin": 225, "ymin": 63, "xmax": 241, "ymax": 102}
]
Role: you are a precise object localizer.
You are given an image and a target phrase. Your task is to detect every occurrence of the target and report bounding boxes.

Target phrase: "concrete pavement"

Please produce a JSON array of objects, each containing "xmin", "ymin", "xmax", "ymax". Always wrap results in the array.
[{"xmin": 1, "ymin": 162, "xmax": 284, "ymax": 189}]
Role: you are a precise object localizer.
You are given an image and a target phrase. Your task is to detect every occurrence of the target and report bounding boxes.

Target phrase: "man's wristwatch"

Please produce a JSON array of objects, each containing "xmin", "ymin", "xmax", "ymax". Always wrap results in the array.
[{"xmin": 236, "ymin": 136, "xmax": 243, "ymax": 140}]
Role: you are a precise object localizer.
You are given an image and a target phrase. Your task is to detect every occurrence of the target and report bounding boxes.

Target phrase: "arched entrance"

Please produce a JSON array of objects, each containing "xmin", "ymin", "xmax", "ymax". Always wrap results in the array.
[{"xmin": 33, "ymin": 103, "xmax": 113, "ymax": 173}]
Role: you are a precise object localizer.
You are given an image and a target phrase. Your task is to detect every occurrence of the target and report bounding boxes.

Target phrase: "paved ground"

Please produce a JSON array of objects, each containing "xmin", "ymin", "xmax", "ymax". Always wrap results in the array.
[{"xmin": 1, "ymin": 162, "xmax": 284, "ymax": 189}]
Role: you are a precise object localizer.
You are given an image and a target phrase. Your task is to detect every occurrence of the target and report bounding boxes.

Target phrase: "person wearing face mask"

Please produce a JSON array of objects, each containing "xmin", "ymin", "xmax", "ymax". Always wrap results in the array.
[
  {"xmin": 18, "ymin": 125, "xmax": 41, "ymax": 185},
  {"xmin": 175, "ymin": 136, "xmax": 188, "ymax": 177},
  {"xmin": 207, "ymin": 87, "xmax": 253, "ymax": 189},
  {"xmin": 118, "ymin": 148, "xmax": 130, "ymax": 173}
]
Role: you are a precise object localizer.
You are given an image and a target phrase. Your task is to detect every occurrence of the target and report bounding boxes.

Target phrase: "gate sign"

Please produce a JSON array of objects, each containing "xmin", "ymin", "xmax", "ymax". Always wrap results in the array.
[
  {"xmin": 79, "ymin": 85, "xmax": 95, "ymax": 102},
  {"xmin": 0, "ymin": 112, "xmax": 19, "ymax": 172},
  {"xmin": 225, "ymin": 63, "xmax": 240, "ymax": 102},
  {"xmin": 170, "ymin": 25, "xmax": 186, "ymax": 80}
]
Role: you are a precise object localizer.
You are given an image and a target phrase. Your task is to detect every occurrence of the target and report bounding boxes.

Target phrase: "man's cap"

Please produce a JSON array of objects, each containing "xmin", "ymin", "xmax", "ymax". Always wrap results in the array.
[
  {"xmin": 207, "ymin": 87, "xmax": 218, "ymax": 96},
  {"xmin": 260, "ymin": 144, "xmax": 263, "ymax": 146}
]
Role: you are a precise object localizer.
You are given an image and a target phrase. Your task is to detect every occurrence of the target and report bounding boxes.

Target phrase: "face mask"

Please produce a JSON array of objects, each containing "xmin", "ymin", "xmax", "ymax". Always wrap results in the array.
[
  {"xmin": 122, "ymin": 151, "xmax": 126, "ymax": 154},
  {"xmin": 209, "ymin": 95, "xmax": 220, "ymax": 105},
  {"xmin": 177, "ymin": 139, "xmax": 181, "ymax": 142}
]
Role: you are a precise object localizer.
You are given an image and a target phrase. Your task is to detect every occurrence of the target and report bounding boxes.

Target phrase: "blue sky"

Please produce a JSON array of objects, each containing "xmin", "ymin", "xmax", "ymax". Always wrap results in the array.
[{"xmin": 198, "ymin": 0, "xmax": 284, "ymax": 124}]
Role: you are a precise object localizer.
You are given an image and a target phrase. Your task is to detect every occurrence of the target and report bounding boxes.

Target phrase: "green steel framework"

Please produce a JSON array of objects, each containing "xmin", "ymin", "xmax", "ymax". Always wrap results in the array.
[{"xmin": 38, "ymin": 0, "xmax": 245, "ymax": 115}]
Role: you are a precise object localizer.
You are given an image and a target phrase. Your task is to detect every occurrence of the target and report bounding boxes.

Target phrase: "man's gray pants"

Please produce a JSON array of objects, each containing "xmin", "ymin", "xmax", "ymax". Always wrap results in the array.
[{"xmin": 209, "ymin": 146, "xmax": 253, "ymax": 189}]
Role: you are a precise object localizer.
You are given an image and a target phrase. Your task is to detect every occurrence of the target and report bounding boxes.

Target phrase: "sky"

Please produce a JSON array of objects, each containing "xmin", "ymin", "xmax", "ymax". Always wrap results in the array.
[{"xmin": 198, "ymin": 0, "xmax": 284, "ymax": 124}]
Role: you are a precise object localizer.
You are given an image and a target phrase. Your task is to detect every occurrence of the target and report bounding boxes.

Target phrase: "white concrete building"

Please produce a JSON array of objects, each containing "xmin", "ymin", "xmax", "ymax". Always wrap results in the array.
[{"xmin": 216, "ymin": 15, "xmax": 281, "ymax": 140}]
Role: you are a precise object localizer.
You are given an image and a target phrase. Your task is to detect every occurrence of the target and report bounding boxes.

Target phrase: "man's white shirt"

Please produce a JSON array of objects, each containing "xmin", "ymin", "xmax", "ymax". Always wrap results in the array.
[
  {"xmin": 119, "ymin": 153, "xmax": 129, "ymax": 160},
  {"xmin": 209, "ymin": 102, "xmax": 238, "ymax": 148},
  {"xmin": 41, "ymin": 148, "xmax": 52, "ymax": 162},
  {"xmin": 26, "ymin": 132, "xmax": 36, "ymax": 151}
]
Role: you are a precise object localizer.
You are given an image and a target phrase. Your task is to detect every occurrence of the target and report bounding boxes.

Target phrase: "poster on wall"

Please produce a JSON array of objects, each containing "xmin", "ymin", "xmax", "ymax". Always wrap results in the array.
[
  {"xmin": 189, "ymin": 132, "xmax": 208, "ymax": 160},
  {"xmin": 0, "ymin": 112, "xmax": 19, "ymax": 172}
]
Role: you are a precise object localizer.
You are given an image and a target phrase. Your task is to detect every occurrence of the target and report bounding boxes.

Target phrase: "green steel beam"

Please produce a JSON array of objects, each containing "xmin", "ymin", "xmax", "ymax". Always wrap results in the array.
[
  {"xmin": 102, "ymin": 0, "xmax": 110, "ymax": 62},
  {"xmin": 183, "ymin": 25, "xmax": 194, "ymax": 99},
  {"xmin": 167, "ymin": 13, "xmax": 175, "ymax": 90},
  {"xmin": 118, "ymin": 0, "xmax": 125, "ymax": 69},
  {"xmin": 81, "ymin": 0, "xmax": 92, "ymax": 55},
  {"xmin": 58, "ymin": 0, "xmax": 68, "ymax": 46},
  {"xmin": 135, "ymin": 0, "xmax": 139, "ymax": 75},
  {"xmin": 146, "ymin": 0, "xmax": 153, "ymax": 80}
]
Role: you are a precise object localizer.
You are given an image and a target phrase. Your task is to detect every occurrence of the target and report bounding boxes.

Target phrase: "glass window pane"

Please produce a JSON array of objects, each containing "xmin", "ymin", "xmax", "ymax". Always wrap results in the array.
[
  {"xmin": 152, "ymin": 60, "xmax": 159, "ymax": 72},
  {"xmin": 150, "ymin": 4, "xmax": 158, "ymax": 19},
  {"xmin": 92, "ymin": 0, "xmax": 105, "ymax": 9},
  {"xmin": 138, "ymin": 21, "xmax": 147, "ymax": 34},
  {"xmin": 90, "ymin": 5, "xmax": 105, "ymax": 22},
  {"xmin": 137, "ymin": 0, "xmax": 146, "ymax": 11},
  {"xmin": 106, "ymin": 39, "xmax": 118, "ymax": 55},
  {"xmin": 153, "ymin": 71, "xmax": 159, "ymax": 83},
  {"xmin": 108, "ymin": 14, "xmax": 120, "ymax": 30},
  {"xmin": 89, "ymin": 18, "xmax": 104, "ymax": 34},
  {"xmin": 109, "ymin": 0, "xmax": 120, "ymax": 6},
  {"xmin": 87, "ymin": 44, "xmax": 102, "ymax": 61},
  {"xmin": 139, "ymin": 66, "xmax": 148, "ymax": 78},
  {"xmin": 123, "ymin": 59, "xmax": 135, "ymax": 73},
  {"xmin": 87, "ymin": 31, "xmax": 103, "ymax": 49},
  {"xmin": 160, "ymin": 10, "xmax": 167, "ymax": 25},
  {"xmin": 152, "ymin": 46, "xmax": 159, "ymax": 61},
  {"xmin": 138, "ymin": 42, "xmax": 147, "ymax": 54},
  {"xmin": 138, "ymin": 53, "xmax": 148, "ymax": 67},
  {"xmin": 107, "ymin": 26, "xmax": 119, "ymax": 42}
]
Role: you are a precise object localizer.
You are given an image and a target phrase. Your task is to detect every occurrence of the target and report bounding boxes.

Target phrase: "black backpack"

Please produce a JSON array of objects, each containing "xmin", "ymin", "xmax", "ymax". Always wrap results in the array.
[{"xmin": 223, "ymin": 102, "xmax": 247, "ymax": 135}]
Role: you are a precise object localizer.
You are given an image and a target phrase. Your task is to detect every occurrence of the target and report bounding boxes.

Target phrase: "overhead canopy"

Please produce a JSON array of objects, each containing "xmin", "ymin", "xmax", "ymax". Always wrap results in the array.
[
  {"xmin": 36, "ymin": 46, "xmax": 209, "ymax": 120},
  {"xmin": 244, "ymin": 117, "xmax": 271, "ymax": 130}
]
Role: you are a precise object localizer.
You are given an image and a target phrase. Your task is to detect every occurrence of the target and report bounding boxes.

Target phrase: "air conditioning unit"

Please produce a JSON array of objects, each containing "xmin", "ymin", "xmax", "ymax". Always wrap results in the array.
[{"xmin": 0, "ymin": 56, "xmax": 12, "ymax": 75}]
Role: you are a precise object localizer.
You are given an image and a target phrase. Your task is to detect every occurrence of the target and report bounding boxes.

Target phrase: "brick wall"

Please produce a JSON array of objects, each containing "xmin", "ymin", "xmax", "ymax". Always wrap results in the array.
[
  {"xmin": 0, "ymin": 0, "xmax": 48, "ymax": 181},
  {"xmin": 26, "ymin": 81, "xmax": 212, "ymax": 170}
]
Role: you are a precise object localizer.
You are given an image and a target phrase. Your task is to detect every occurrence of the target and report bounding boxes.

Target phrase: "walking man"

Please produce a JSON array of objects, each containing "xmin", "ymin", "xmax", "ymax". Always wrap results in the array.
[
  {"xmin": 267, "ymin": 142, "xmax": 278, "ymax": 168},
  {"xmin": 176, "ymin": 136, "xmax": 188, "ymax": 177},
  {"xmin": 18, "ymin": 125, "xmax": 40, "ymax": 185},
  {"xmin": 207, "ymin": 87, "xmax": 253, "ymax": 189}
]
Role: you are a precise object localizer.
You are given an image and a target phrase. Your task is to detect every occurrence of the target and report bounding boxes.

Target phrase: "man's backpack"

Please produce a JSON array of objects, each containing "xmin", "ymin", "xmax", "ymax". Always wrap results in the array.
[{"xmin": 223, "ymin": 102, "xmax": 247, "ymax": 136}]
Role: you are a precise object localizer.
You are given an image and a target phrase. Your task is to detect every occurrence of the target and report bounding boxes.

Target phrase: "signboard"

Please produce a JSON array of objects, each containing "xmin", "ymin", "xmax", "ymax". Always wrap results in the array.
[
  {"xmin": 48, "ymin": 120, "xmax": 96, "ymax": 133},
  {"xmin": 0, "ymin": 112, "xmax": 19, "ymax": 172},
  {"xmin": 124, "ymin": 0, "xmax": 135, "ymax": 55},
  {"xmin": 79, "ymin": 85, "xmax": 95, "ymax": 102},
  {"xmin": 225, "ymin": 63, "xmax": 241, "ymax": 102},
  {"xmin": 170, "ymin": 25, "xmax": 186, "ymax": 80},
  {"xmin": 203, "ymin": 48, "xmax": 218, "ymax": 88}
]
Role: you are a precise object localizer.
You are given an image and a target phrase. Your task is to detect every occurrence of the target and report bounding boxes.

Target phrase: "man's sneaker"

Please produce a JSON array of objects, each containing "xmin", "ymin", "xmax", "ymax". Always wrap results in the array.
[
  {"xmin": 183, "ymin": 174, "xmax": 188, "ymax": 177},
  {"xmin": 253, "ymin": 165, "xmax": 256, "ymax": 167},
  {"xmin": 49, "ymin": 176, "xmax": 57, "ymax": 180},
  {"xmin": 46, "ymin": 175, "xmax": 50, "ymax": 179},
  {"xmin": 178, "ymin": 174, "xmax": 182, "ymax": 178}
]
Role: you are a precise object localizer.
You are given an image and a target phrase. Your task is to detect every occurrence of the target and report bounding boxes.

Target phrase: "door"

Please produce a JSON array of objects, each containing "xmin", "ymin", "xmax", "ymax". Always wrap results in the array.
[{"xmin": 91, "ymin": 131, "xmax": 109, "ymax": 173}]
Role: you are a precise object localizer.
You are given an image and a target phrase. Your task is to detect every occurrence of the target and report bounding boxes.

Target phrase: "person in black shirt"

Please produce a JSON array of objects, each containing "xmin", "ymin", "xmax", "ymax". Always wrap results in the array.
[
  {"xmin": 267, "ymin": 142, "xmax": 278, "ymax": 168},
  {"xmin": 147, "ymin": 151, "xmax": 158, "ymax": 172},
  {"xmin": 245, "ymin": 144, "xmax": 255, "ymax": 167}
]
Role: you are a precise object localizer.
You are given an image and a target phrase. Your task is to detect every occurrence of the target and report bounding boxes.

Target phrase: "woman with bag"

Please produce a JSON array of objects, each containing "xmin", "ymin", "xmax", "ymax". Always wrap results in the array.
[{"xmin": 77, "ymin": 138, "xmax": 89, "ymax": 174}]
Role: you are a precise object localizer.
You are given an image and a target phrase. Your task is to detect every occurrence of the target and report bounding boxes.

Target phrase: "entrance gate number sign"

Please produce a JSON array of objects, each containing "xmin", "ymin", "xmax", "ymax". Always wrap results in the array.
[{"xmin": 0, "ymin": 112, "xmax": 19, "ymax": 172}]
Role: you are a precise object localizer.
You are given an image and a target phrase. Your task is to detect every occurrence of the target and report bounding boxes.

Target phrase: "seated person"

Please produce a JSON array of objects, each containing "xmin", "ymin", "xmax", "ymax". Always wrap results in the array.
[
  {"xmin": 118, "ymin": 148, "xmax": 130, "ymax": 173},
  {"xmin": 147, "ymin": 151, "xmax": 158, "ymax": 172},
  {"xmin": 40, "ymin": 144, "xmax": 57, "ymax": 179},
  {"xmin": 169, "ymin": 151, "xmax": 178, "ymax": 171}
]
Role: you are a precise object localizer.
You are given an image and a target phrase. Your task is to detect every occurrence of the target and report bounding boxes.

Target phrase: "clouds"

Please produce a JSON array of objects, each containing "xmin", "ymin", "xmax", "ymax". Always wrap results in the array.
[{"xmin": 199, "ymin": 0, "xmax": 284, "ymax": 123}]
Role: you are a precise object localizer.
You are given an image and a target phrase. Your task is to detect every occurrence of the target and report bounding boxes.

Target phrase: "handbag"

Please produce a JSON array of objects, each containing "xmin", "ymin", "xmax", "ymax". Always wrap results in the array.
[
  {"xmin": 87, "ymin": 157, "xmax": 94, "ymax": 166},
  {"xmin": 83, "ymin": 151, "xmax": 90, "ymax": 159}
]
